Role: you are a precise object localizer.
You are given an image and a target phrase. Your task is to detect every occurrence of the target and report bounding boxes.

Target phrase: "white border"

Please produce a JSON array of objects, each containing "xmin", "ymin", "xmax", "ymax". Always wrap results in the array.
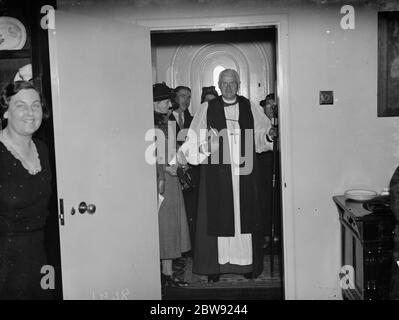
[{"xmin": 138, "ymin": 14, "xmax": 296, "ymax": 300}]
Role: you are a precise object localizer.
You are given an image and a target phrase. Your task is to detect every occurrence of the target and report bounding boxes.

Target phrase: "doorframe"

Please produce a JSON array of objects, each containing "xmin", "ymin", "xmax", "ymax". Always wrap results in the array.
[{"xmin": 138, "ymin": 14, "xmax": 296, "ymax": 300}]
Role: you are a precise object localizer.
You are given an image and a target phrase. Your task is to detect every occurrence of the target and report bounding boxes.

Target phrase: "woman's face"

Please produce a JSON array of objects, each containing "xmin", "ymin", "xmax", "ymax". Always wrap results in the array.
[
  {"xmin": 4, "ymin": 89, "xmax": 43, "ymax": 136},
  {"xmin": 154, "ymin": 98, "xmax": 172, "ymax": 114}
]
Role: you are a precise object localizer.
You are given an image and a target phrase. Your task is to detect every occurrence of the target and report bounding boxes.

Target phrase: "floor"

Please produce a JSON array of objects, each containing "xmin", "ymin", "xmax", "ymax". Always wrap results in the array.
[{"xmin": 162, "ymin": 251, "xmax": 283, "ymax": 300}]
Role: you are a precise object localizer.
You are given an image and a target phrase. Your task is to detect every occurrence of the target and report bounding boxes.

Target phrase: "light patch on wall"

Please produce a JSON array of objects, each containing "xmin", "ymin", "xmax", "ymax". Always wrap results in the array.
[{"xmin": 213, "ymin": 65, "xmax": 225, "ymax": 95}]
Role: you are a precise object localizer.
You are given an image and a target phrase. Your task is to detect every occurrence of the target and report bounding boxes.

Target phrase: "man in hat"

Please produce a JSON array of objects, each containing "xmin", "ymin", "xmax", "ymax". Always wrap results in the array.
[
  {"xmin": 176, "ymin": 69, "xmax": 274, "ymax": 281},
  {"xmin": 258, "ymin": 93, "xmax": 279, "ymax": 245}
]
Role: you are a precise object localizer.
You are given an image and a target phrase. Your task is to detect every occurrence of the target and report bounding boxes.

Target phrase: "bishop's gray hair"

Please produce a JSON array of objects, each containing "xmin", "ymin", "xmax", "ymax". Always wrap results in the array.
[{"xmin": 218, "ymin": 69, "xmax": 240, "ymax": 84}]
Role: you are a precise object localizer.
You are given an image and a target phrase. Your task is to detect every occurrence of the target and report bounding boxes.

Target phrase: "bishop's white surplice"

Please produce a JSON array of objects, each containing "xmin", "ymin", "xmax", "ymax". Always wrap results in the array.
[{"xmin": 179, "ymin": 98, "xmax": 273, "ymax": 266}]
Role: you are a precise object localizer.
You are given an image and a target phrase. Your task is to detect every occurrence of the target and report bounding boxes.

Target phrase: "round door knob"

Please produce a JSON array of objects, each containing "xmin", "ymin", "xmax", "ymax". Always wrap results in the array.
[
  {"xmin": 78, "ymin": 202, "xmax": 96, "ymax": 214},
  {"xmin": 87, "ymin": 204, "xmax": 96, "ymax": 214}
]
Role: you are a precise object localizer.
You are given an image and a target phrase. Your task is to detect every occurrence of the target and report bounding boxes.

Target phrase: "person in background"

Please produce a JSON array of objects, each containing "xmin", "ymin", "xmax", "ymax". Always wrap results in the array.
[
  {"xmin": 177, "ymin": 69, "xmax": 274, "ymax": 282},
  {"xmin": 260, "ymin": 94, "xmax": 278, "ymax": 141},
  {"xmin": 0, "ymin": 81, "xmax": 52, "ymax": 299},
  {"xmin": 171, "ymin": 86, "xmax": 199, "ymax": 241},
  {"xmin": 152, "ymin": 82, "xmax": 191, "ymax": 287},
  {"xmin": 258, "ymin": 93, "xmax": 279, "ymax": 247},
  {"xmin": 170, "ymin": 85, "xmax": 201, "ymax": 283},
  {"xmin": 170, "ymin": 86, "xmax": 193, "ymax": 137}
]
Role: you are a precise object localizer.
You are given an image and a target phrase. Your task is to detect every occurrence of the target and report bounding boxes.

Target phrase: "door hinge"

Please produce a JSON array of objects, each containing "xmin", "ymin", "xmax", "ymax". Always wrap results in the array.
[{"xmin": 59, "ymin": 198, "xmax": 65, "ymax": 226}]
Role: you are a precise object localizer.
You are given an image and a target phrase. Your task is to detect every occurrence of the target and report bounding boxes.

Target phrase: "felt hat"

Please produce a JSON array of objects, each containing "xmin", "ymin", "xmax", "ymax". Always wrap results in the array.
[
  {"xmin": 153, "ymin": 82, "xmax": 173, "ymax": 102},
  {"xmin": 260, "ymin": 93, "xmax": 275, "ymax": 107},
  {"xmin": 200, "ymin": 86, "xmax": 219, "ymax": 103}
]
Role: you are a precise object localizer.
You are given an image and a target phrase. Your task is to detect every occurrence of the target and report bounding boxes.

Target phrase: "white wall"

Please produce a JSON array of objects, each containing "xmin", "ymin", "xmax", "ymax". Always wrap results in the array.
[
  {"xmin": 287, "ymin": 6, "xmax": 398, "ymax": 299},
  {"xmin": 57, "ymin": 0, "xmax": 399, "ymax": 299}
]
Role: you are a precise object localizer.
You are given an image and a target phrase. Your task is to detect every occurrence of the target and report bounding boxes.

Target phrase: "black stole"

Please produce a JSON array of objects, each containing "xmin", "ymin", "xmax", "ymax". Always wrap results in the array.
[{"xmin": 205, "ymin": 95, "xmax": 261, "ymax": 236}]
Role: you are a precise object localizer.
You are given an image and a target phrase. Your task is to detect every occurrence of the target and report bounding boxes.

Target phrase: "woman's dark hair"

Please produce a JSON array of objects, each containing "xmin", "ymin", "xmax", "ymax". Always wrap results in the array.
[
  {"xmin": 174, "ymin": 86, "xmax": 191, "ymax": 94},
  {"xmin": 201, "ymin": 86, "xmax": 219, "ymax": 103},
  {"xmin": 0, "ymin": 81, "xmax": 50, "ymax": 128}
]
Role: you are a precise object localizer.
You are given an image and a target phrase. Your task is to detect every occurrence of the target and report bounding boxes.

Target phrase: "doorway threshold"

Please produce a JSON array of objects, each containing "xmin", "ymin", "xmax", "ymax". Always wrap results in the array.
[{"xmin": 163, "ymin": 253, "xmax": 283, "ymax": 299}]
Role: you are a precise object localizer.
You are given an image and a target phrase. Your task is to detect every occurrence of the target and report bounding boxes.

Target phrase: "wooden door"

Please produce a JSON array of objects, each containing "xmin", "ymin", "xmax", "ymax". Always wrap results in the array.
[{"xmin": 48, "ymin": 11, "xmax": 160, "ymax": 299}]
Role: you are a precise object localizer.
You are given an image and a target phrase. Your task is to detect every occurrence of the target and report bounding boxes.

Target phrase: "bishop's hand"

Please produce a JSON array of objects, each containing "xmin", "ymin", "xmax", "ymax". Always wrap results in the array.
[
  {"xmin": 176, "ymin": 148, "xmax": 188, "ymax": 166},
  {"xmin": 201, "ymin": 127, "xmax": 219, "ymax": 154}
]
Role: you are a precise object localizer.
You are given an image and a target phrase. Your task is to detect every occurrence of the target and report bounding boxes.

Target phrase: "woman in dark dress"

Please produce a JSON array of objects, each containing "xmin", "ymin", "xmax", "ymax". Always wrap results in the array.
[
  {"xmin": 152, "ymin": 83, "xmax": 191, "ymax": 287},
  {"xmin": 0, "ymin": 81, "xmax": 52, "ymax": 299}
]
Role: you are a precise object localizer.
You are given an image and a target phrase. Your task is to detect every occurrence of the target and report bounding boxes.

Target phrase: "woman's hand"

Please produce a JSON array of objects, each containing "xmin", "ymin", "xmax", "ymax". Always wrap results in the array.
[
  {"xmin": 165, "ymin": 164, "xmax": 177, "ymax": 176},
  {"xmin": 158, "ymin": 180, "xmax": 165, "ymax": 195},
  {"xmin": 201, "ymin": 127, "xmax": 219, "ymax": 154}
]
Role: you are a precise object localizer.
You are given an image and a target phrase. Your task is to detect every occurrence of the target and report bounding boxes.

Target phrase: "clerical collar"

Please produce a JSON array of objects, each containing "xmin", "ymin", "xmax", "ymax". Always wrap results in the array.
[{"xmin": 222, "ymin": 97, "xmax": 238, "ymax": 107}]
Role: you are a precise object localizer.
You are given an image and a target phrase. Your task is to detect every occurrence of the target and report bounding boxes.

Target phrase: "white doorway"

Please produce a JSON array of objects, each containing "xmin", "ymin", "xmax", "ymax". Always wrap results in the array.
[{"xmin": 143, "ymin": 14, "xmax": 295, "ymax": 299}]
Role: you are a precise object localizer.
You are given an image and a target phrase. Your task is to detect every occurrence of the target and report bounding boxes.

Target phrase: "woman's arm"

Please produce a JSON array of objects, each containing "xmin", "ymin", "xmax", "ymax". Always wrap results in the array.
[{"xmin": 156, "ymin": 162, "xmax": 166, "ymax": 195}]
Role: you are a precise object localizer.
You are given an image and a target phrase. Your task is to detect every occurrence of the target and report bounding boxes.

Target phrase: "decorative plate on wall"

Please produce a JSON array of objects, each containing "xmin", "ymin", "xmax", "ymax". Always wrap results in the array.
[
  {"xmin": 0, "ymin": 17, "xmax": 27, "ymax": 50},
  {"xmin": 344, "ymin": 189, "xmax": 377, "ymax": 202}
]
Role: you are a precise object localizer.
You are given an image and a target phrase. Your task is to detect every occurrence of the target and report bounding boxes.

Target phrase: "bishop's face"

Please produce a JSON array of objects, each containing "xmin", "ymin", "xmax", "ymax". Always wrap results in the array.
[{"xmin": 219, "ymin": 72, "xmax": 239, "ymax": 100}]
